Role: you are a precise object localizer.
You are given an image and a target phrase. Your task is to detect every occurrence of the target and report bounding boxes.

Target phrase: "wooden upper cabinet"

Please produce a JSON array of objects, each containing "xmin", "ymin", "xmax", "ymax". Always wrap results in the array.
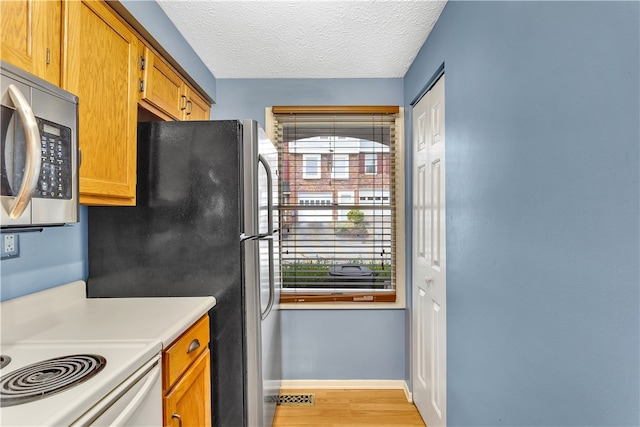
[
  {"xmin": 138, "ymin": 45, "xmax": 211, "ymax": 122},
  {"xmin": 139, "ymin": 46, "xmax": 184, "ymax": 121},
  {"xmin": 4, "ymin": 0, "xmax": 211, "ymax": 205},
  {"xmin": 65, "ymin": 0, "xmax": 138, "ymax": 205},
  {"xmin": 0, "ymin": 0, "xmax": 64, "ymax": 86},
  {"xmin": 184, "ymin": 86, "xmax": 210, "ymax": 121}
]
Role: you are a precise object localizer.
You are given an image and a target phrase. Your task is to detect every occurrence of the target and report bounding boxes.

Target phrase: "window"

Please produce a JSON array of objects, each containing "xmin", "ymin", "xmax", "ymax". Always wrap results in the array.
[
  {"xmin": 364, "ymin": 153, "xmax": 378, "ymax": 175},
  {"xmin": 268, "ymin": 106, "xmax": 403, "ymax": 305},
  {"xmin": 302, "ymin": 154, "xmax": 321, "ymax": 179},
  {"xmin": 331, "ymin": 154, "xmax": 349, "ymax": 179}
]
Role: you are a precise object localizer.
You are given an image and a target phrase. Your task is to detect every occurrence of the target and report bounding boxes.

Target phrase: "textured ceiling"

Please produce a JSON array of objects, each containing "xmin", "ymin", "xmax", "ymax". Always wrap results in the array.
[{"xmin": 156, "ymin": 0, "xmax": 447, "ymax": 79}]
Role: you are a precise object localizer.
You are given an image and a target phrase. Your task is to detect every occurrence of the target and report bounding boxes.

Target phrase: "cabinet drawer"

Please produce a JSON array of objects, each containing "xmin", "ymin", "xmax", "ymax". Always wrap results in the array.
[{"xmin": 163, "ymin": 314, "xmax": 210, "ymax": 391}]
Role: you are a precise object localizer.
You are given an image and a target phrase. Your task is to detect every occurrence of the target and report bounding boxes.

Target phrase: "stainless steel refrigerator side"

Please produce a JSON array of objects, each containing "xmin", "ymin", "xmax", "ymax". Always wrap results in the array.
[
  {"xmin": 259, "ymin": 234, "xmax": 281, "ymax": 426},
  {"xmin": 242, "ymin": 120, "xmax": 264, "ymax": 427},
  {"xmin": 243, "ymin": 120, "xmax": 282, "ymax": 427},
  {"xmin": 257, "ymin": 126, "xmax": 282, "ymax": 427}
]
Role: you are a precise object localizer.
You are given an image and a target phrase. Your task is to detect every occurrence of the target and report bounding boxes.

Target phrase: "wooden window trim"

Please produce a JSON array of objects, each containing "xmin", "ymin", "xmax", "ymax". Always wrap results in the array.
[
  {"xmin": 272, "ymin": 105, "xmax": 400, "ymax": 115},
  {"xmin": 266, "ymin": 107, "xmax": 406, "ymax": 310}
]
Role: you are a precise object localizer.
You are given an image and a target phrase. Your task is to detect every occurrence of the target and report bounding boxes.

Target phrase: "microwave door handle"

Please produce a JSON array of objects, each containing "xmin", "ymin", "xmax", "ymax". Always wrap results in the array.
[{"xmin": 6, "ymin": 84, "xmax": 41, "ymax": 219}]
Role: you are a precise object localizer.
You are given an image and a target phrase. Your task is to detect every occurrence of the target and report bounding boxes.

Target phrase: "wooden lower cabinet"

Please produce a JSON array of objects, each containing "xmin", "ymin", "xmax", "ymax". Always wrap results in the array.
[
  {"xmin": 163, "ymin": 315, "xmax": 212, "ymax": 427},
  {"xmin": 164, "ymin": 349, "xmax": 211, "ymax": 427}
]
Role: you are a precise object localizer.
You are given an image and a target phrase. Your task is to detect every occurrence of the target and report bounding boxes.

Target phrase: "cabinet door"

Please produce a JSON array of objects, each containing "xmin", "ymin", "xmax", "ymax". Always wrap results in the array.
[
  {"xmin": 1, "ymin": 0, "xmax": 63, "ymax": 86},
  {"xmin": 66, "ymin": 0, "xmax": 138, "ymax": 205},
  {"xmin": 164, "ymin": 349, "xmax": 212, "ymax": 427},
  {"xmin": 140, "ymin": 46, "xmax": 185, "ymax": 121},
  {"xmin": 184, "ymin": 88, "xmax": 210, "ymax": 121}
]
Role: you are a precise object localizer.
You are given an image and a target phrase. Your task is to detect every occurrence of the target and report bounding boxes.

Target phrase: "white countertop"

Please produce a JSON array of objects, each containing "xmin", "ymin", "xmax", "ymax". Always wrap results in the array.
[
  {"xmin": 1, "ymin": 280, "xmax": 217, "ymax": 346},
  {"xmin": 0, "ymin": 280, "xmax": 216, "ymax": 426}
]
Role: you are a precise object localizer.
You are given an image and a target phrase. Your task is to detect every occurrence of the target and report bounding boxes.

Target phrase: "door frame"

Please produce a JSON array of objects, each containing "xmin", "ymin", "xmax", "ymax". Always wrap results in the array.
[{"xmin": 410, "ymin": 68, "xmax": 447, "ymax": 426}]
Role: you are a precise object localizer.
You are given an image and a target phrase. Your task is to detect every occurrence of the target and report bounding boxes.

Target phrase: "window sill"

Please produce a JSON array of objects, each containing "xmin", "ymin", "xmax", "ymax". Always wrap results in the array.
[{"xmin": 279, "ymin": 300, "xmax": 405, "ymax": 310}]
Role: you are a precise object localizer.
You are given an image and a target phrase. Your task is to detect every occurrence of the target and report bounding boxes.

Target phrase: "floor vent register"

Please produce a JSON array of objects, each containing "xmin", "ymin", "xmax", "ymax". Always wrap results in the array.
[{"xmin": 277, "ymin": 393, "xmax": 315, "ymax": 406}]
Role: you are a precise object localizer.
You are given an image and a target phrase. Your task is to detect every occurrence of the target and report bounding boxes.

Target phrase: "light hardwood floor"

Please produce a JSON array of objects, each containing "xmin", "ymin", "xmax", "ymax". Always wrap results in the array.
[{"xmin": 273, "ymin": 389, "xmax": 426, "ymax": 426}]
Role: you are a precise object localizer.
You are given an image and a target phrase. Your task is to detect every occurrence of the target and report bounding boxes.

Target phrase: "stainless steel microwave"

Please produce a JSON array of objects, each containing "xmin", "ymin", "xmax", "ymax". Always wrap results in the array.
[{"xmin": 1, "ymin": 61, "xmax": 79, "ymax": 230}]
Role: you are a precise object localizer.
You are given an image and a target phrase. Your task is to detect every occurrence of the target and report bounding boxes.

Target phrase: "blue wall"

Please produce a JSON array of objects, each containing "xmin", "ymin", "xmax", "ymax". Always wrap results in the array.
[
  {"xmin": 404, "ymin": 1, "xmax": 639, "ymax": 425},
  {"xmin": 282, "ymin": 309, "xmax": 404, "ymax": 380},
  {"xmin": 214, "ymin": 78, "xmax": 402, "ymax": 127},
  {"xmin": 0, "ymin": 207, "xmax": 86, "ymax": 301},
  {"xmin": 215, "ymin": 78, "xmax": 406, "ymax": 380}
]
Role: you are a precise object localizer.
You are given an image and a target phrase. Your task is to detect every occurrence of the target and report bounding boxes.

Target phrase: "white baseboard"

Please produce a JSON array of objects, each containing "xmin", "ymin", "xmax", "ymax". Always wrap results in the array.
[
  {"xmin": 280, "ymin": 380, "xmax": 413, "ymax": 402},
  {"xmin": 402, "ymin": 381, "xmax": 413, "ymax": 403}
]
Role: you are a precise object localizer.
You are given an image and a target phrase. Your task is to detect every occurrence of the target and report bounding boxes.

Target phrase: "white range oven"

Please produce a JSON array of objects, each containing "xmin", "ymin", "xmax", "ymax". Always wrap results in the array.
[{"xmin": 0, "ymin": 340, "xmax": 162, "ymax": 426}]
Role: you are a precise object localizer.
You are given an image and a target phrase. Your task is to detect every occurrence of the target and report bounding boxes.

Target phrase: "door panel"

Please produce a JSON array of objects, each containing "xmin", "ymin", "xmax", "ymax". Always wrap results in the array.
[
  {"xmin": 417, "ymin": 288, "xmax": 427, "ymax": 389},
  {"xmin": 431, "ymin": 158, "xmax": 442, "ymax": 268},
  {"xmin": 431, "ymin": 300, "xmax": 443, "ymax": 418},
  {"xmin": 412, "ymin": 74, "xmax": 446, "ymax": 427}
]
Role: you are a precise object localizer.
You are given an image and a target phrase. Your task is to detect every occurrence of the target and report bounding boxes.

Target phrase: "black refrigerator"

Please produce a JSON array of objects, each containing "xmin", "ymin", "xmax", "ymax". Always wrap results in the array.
[{"xmin": 87, "ymin": 120, "xmax": 281, "ymax": 427}]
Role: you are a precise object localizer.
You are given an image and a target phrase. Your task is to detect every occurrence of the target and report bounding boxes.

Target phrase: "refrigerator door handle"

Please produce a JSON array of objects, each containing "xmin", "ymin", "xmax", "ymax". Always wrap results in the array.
[
  {"xmin": 258, "ymin": 154, "xmax": 274, "ymax": 235},
  {"xmin": 258, "ymin": 153, "xmax": 276, "ymax": 320},
  {"xmin": 261, "ymin": 237, "xmax": 275, "ymax": 320}
]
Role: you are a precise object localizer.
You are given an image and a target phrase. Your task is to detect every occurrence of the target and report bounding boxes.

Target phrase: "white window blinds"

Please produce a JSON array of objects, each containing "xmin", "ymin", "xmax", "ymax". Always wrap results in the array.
[{"xmin": 271, "ymin": 106, "xmax": 399, "ymax": 303}]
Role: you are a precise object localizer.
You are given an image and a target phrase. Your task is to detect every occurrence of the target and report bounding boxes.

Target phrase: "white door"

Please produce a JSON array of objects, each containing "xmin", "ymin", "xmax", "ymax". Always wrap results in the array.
[{"xmin": 412, "ymin": 75, "xmax": 446, "ymax": 427}]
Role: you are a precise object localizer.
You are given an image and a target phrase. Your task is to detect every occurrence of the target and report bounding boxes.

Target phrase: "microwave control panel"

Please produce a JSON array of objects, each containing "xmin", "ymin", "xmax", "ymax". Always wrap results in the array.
[{"xmin": 37, "ymin": 118, "xmax": 72, "ymax": 200}]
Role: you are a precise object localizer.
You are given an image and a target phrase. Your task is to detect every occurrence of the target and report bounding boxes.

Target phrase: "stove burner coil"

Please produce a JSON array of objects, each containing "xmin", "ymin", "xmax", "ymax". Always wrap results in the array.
[
  {"xmin": 0, "ymin": 354, "xmax": 106, "ymax": 407},
  {"xmin": 0, "ymin": 355, "xmax": 10, "ymax": 370}
]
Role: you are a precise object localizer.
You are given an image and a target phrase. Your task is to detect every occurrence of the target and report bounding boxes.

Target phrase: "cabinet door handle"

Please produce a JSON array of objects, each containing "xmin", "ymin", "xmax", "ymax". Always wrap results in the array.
[
  {"xmin": 187, "ymin": 339, "xmax": 200, "ymax": 354},
  {"xmin": 172, "ymin": 413, "xmax": 183, "ymax": 427},
  {"xmin": 186, "ymin": 100, "xmax": 193, "ymax": 115},
  {"xmin": 180, "ymin": 95, "xmax": 187, "ymax": 111}
]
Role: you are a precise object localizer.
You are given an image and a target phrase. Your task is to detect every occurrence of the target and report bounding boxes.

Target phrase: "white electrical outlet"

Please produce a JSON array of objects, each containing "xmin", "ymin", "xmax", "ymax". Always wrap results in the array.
[
  {"xmin": 1, "ymin": 234, "xmax": 19, "ymax": 259},
  {"xmin": 5, "ymin": 235, "xmax": 15, "ymax": 252}
]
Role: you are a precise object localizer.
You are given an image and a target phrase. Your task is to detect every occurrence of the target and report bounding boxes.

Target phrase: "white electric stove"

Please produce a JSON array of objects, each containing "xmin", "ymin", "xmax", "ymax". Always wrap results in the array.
[
  {"xmin": 0, "ymin": 339, "xmax": 162, "ymax": 426},
  {"xmin": 0, "ymin": 280, "xmax": 215, "ymax": 427}
]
